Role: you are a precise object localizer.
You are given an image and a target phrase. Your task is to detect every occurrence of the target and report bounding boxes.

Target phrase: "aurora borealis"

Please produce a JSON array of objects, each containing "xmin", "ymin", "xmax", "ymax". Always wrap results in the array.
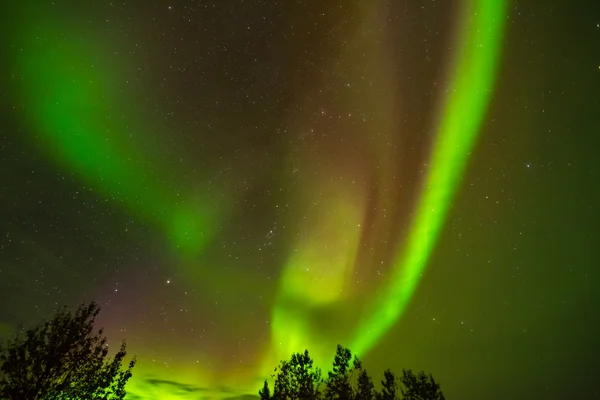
[{"xmin": 1, "ymin": 0, "xmax": 599, "ymax": 399}]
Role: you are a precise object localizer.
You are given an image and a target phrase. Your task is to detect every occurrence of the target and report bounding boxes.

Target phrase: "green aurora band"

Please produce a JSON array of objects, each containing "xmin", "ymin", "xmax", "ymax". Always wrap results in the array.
[
  {"xmin": 7, "ymin": 11, "xmax": 221, "ymax": 259},
  {"xmin": 4, "ymin": 0, "xmax": 507, "ymax": 397},
  {"xmin": 267, "ymin": 0, "xmax": 507, "ymax": 375},
  {"xmin": 349, "ymin": 0, "xmax": 507, "ymax": 356}
]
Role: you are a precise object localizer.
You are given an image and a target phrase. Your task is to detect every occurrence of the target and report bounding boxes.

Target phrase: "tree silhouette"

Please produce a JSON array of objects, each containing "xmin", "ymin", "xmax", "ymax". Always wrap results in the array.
[
  {"xmin": 0, "ymin": 301, "xmax": 136, "ymax": 400},
  {"xmin": 399, "ymin": 369, "xmax": 445, "ymax": 400},
  {"xmin": 354, "ymin": 368, "xmax": 375, "ymax": 400},
  {"xmin": 325, "ymin": 345, "xmax": 360, "ymax": 400},
  {"xmin": 377, "ymin": 369, "xmax": 398, "ymax": 400},
  {"xmin": 272, "ymin": 349, "xmax": 323, "ymax": 400},
  {"xmin": 263, "ymin": 345, "xmax": 444, "ymax": 400},
  {"xmin": 260, "ymin": 379, "xmax": 272, "ymax": 400}
]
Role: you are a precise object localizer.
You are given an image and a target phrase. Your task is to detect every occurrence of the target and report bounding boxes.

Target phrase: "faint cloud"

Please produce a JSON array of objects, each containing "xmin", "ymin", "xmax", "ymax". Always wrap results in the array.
[
  {"xmin": 222, "ymin": 395, "xmax": 260, "ymax": 400},
  {"xmin": 145, "ymin": 377, "xmax": 210, "ymax": 393}
]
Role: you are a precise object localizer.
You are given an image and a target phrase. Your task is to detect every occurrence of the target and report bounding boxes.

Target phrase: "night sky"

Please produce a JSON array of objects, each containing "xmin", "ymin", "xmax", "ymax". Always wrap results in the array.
[{"xmin": 1, "ymin": 1, "xmax": 599, "ymax": 399}]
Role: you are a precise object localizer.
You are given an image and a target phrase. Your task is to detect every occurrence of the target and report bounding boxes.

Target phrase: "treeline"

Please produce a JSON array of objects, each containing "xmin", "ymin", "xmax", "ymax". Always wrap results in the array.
[
  {"xmin": 0, "ymin": 302, "xmax": 444, "ymax": 400},
  {"xmin": 259, "ymin": 345, "xmax": 444, "ymax": 400}
]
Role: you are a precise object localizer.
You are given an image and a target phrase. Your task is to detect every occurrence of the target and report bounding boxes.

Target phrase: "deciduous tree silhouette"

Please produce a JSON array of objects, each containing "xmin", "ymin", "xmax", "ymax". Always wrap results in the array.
[
  {"xmin": 399, "ymin": 369, "xmax": 445, "ymax": 400},
  {"xmin": 0, "ymin": 301, "xmax": 136, "ymax": 400},
  {"xmin": 272, "ymin": 349, "xmax": 323, "ymax": 400}
]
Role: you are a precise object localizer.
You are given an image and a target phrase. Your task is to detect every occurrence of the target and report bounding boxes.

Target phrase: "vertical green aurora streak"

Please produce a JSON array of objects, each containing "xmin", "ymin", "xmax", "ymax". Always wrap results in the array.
[
  {"xmin": 350, "ymin": 0, "xmax": 508, "ymax": 356},
  {"xmin": 268, "ymin": 0, "xmax": 507, "ymax": 371}
]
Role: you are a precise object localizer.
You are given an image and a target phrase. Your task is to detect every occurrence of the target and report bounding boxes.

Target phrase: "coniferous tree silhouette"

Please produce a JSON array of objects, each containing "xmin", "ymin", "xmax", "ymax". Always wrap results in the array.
[
  {"xmin": 377, "ymin": 369, "xmax": 398, "ymax": 400},
  {"xmin": 355, "ymin": 368, "xmax": 375, "ymax": 400},
  {"xmin": 399, "ymin": 369, "xmax": 445, "ymax": 400},
  {"xmin": 263, "ymin": 345, "xmax": 444, "ymax": 400},
  {"xmin": 260, "ymin": 379, "xmax": 272, "ymax": 400},
  {"xmin": 324, "ymin": 345, "xmax": 359, "ymax": 400},
  {"xmin": 0, "ymin": 301, "xmax": 136, "ymax": 400}
]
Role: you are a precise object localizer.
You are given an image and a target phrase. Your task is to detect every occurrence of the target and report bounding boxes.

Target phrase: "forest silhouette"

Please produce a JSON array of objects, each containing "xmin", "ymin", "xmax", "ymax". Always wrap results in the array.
[
  {"xmin": 260, "ymin": 344, "xmax": 444, "ymax": 400},
  {"xmin": 0, "ymin": 302, "xmax": 444, "ymax": 400}
]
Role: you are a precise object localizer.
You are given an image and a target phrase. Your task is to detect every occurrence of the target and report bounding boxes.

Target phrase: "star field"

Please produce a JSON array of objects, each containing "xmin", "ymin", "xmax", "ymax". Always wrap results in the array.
[{"xmin": 1, "ymin": 1, "xmax": 599, "ymax": 400}]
